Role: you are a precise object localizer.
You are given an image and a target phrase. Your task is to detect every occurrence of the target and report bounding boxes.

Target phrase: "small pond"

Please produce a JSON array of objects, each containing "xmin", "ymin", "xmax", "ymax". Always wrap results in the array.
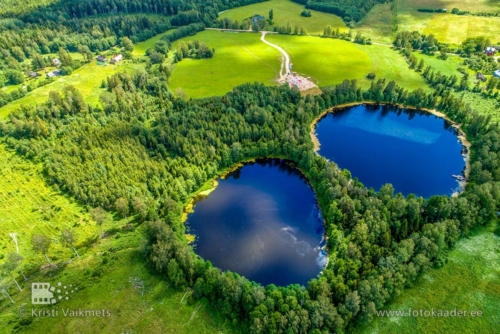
[
  {"xmin": 186, "ymin": 159, "xmax": 326, "ymax": 286},
  {"xmin": 315, "ymin": 104, "xmax": 466, "ymax": 197}
]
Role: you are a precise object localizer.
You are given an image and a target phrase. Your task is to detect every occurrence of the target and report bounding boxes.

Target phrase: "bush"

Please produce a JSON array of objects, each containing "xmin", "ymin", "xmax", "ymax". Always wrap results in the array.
[
  {"xmin": 366, "ymin": 72, "xmax": 376, "ymax": 80},
  {"xmin": 300, "ymin": 10, "xmax": 312, "ymax": 17}
]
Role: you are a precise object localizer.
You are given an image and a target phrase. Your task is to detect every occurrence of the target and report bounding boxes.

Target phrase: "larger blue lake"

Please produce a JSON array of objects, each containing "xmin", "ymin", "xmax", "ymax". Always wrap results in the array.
[
  {"xmin": 315, "ymin": 104, "xmax": 466, "ymax": 197},
  {"xmin": 186, "ymin": 159, "xmax": 326, "ymax": 286}
]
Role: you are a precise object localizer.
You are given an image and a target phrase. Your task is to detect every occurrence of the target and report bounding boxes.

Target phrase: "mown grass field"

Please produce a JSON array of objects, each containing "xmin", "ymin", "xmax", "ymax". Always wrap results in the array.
[
  {"xmin": 397, "ymin": 0, "xmax": 500, "ymax": 45},
  {"xmin": 169, "ymin": 31, "xmax": 430, "ymax": 99},
  {"xmin": 0, "ymin": 61, "xmax": 144, "ymax": 119},
  {"xmin": 358, "ymin": 222, "xmax": 500, "ymax": 334},
  {"xmin": 355, "ymin": 2, "xmax": 394, "ymax": 45},
  {"xmin": 168, "ymin": 30, "xmax": 281, "ymax": 98},
  {"xmin": 413, "ymin": 52, "xmax": 465, "ymax": 77},
  {"xmin": 0, "ymin": 144, "xmax": 237, "ymax": 334},
  {"xmin": 265, "ymin": 34, "xmax": 429, "ymax": 91},
  {"xmin": 219, "ymin": 0, "xmax": 347, "ymax": 34}
]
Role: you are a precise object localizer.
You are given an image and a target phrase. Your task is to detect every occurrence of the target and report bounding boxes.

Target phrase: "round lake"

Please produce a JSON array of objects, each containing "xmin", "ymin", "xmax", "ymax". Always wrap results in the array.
[
  {"xmin": 315, "ymin": 104, "xmax": 466, "ymax": 197},
  {"xmin": 186, "ymin": 159, "xmax": 326, "ymax": 286}
]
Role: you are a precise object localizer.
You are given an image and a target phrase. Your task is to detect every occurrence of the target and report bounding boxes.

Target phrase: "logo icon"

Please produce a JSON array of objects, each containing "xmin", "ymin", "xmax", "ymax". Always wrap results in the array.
[{"xmin": 32, "ymin": 282, "xmax": 77, "ymax": 305}]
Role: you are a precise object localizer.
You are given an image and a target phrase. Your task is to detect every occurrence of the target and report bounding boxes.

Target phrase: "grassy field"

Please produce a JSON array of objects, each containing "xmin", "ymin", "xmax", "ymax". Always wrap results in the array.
[
  {"xmin": 0, "ymin": 61, "xmax": 144, "ymax": 120},
  {"xmin": 0, "ymin": 144, "xmax": 98, "ymax": 265},
  {"xmin": 133, "ymin": 29, "xmax": 178, "ymax": 57},
  {"xmin": 169, "ymin": 32, "xmax": 430, "ymax": 99},
  {"xmin": 219, "ymin": 0, "xmax": 347, "ymax": 34},
  {"xmin": 358, "ymin": 222, "xmax": 500, "ymax": 334},
  {"xmin": 354, "ymin": 0, "xmax": 500, "ymax": 45},
  {"xmin": 0, "ymin": 143, "xmax": 237, "ymax": 334},
  {"xmin": 265, "ymin": 34, "xmax": 429, "ymax": 91},
  {"xmin": 397, "ymin": 0, "xmax": 500, "ymax": 45},
  {"xmin": 168, "ymin": 30, "xmax": 281, "ymax": 98},
  {"xmin": 413, "ymin": 52, "xmax": 465, "ymax": 77},
  {"xmin": 355, "ymin": 2, "xmax": 394, "ymax": 45}
]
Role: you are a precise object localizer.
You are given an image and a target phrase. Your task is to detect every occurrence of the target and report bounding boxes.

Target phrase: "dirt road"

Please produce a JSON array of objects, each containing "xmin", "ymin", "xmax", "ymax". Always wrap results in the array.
[{"xmin": 260, "ymin": 31, "xmax": 290, "ymax": 79}]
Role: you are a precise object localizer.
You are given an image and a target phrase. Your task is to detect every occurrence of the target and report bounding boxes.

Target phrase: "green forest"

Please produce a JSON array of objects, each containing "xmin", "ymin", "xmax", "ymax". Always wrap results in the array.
[{"xmin": 0, "ymin": 0, "xmax": 499, "ymax": 333}]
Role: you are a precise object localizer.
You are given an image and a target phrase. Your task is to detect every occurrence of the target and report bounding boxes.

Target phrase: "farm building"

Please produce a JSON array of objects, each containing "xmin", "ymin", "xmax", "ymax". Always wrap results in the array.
[
  {"xmin": 28, "ymin": 71, "xmax": 39, "ymax": 78},
  {"xmin": 46, "ymin": 70, "xmax": 61, "ymax": 78},
  {"xmin": 476, "ymin": 72, "xmax": 487, "ymax": 82},
  {"xmin": 484, "ymin": 46, "xmax": 496, "ymax": 56},
  {"xmin": 251, "ymin": 14, "xmax": 265, "ymax": 24},
  {"xmin": 96, "ymin": 55, "xmax": 107, "ymax": 62},
  {"xmin": 110, "ymin": 54, "xmax": 123, "ymax": 64},
  {"xmin": 52, "ymin": 58, "xmax": 61, "ymax": 66}
]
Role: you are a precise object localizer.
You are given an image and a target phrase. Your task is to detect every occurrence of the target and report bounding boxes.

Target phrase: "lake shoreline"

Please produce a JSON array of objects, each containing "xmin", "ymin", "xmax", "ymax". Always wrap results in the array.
[{"xmin": 310, "ymin": 102, "xmax": 471, "ymax": 194}]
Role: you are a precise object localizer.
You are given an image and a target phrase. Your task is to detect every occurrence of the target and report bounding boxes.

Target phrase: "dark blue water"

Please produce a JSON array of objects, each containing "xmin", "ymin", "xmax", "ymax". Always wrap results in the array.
[
  {"xmin": 315, "ymin": 104, "xmax": 466, "ymax": 197},
  {"xmin": 186, "ymin": 159, "xmax": 326, "ymax": 286}
]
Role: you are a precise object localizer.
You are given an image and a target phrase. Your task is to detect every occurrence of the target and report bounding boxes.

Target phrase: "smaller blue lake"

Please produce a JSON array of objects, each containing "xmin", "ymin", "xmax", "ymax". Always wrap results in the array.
[
  {"xmin": 315, "ymin": 104, "xmax": 466, "ymax": 197},
  {"xmin": 186, "ymin": 159, "xmax": 326, "ymax": 286}
]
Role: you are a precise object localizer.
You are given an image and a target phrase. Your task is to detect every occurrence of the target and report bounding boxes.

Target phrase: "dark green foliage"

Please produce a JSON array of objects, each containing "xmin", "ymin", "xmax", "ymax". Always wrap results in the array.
[
  {"xmin": 174, "ymin": 40, "xmax": 214, "ymax": 62},
  {"xmin": 301, "ymin": 10, "xmax": 312, "ymax": 17},
  {"xmin": 292, "ymin": 0, "xmax": 386, "ymax": 23}
]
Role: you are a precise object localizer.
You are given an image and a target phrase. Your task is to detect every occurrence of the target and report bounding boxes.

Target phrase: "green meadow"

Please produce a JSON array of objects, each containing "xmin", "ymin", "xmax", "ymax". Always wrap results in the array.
[
  {"xmin": 219, "ymin": 0, "xmax": 347, "ymax": 34},
  {"xmin": 0, "ymin": 61, "xmax": 144, "ymax": 119},
  {"xmin": 168, "ymin": 30, "xmax": 281, "ymax": 98},
  {"xmin": 0, "ymin": 144, "xmax": 237, "ymax": 334},
  {"xmin": 397, "ymin": 0, "xmax": 500, "ymax": 45},
  {"xmin": 0, "ymin": 145, "xmax": 98, "ymax": 263},
  {"xmin": 355, "ymin": 2, "xmax": 394, "ymax": 45},
  {"xmin": 413, "ymin": 52, "xmax": 465, "ymax": 77},
  {"xmin": 133, "ymin": 29, "xmax": 178, "ymax": 57},
  {"xmin": 358, "ymin": 222, "xmax": 500, "ymax": 334},
  {"xmin": 265, "ymin": 34, "xmax": 428, "ymax": 91}
]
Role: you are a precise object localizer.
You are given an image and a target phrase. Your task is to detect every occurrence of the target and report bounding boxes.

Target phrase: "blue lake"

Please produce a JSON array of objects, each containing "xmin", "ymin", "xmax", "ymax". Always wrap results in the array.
[
  {"xmin": 315, "ymin": 104, "xmax": 466, "ymax": 197},
  {"xmin": 186, "ymin": 159, "xmax": 326, "ymax": 286}
]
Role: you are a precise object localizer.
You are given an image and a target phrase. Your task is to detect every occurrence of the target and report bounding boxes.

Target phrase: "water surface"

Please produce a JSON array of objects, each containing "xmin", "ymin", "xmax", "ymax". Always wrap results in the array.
[
  {"xmin": 186, "ymin": 159, "xmax": 326, "ymax": 286},
  {"xmin": 315, "ymin": 104, "xmax": 465, "ymax": 197}
]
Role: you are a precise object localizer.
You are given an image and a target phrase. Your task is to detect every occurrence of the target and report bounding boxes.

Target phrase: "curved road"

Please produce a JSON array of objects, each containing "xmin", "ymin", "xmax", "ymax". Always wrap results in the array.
[{"xmin": 260, "ymin": 32, "xmax": 290, "ymax": 79}]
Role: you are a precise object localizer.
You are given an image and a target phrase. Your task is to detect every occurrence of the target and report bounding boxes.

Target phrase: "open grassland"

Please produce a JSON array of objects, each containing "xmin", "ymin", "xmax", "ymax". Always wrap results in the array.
[
  {"xmin": 358, "ymin": 222, "xmax": 500, "ymax": 334},
  {"xmin": 265, "ymin": 34, "xmax": 429, "ymax": 91},
  {"xmin": 0, "ymin": 240, "xmax": 239, "ymax": 333},
  {"xmin": 355, "ymin": 2, "xmax": 394, "ymax": 45},
  {"xmin": 413, "ymin": 53, "xmax": 465, "ymax": 77},
  {"xmin": 398, "ymin": 0, "xmax": 500, "ymax": 45},
  {"xmin": 0, "ymin": 61, "xmax": 144, "ymax": 120},
  {"xmin": 0, "ymin": 144, "xmax": 99, "ymax": 265},
  {"xmin": 168, "ymin": 30, "xmax": 281, "ymax": 98},
  {"xmin": 219, "ymin": 0, "xmax": 347, "ymax": 34},
  {"xmin": 0, "ymin": 143, "xmax": 236, "ymax": 333}
]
